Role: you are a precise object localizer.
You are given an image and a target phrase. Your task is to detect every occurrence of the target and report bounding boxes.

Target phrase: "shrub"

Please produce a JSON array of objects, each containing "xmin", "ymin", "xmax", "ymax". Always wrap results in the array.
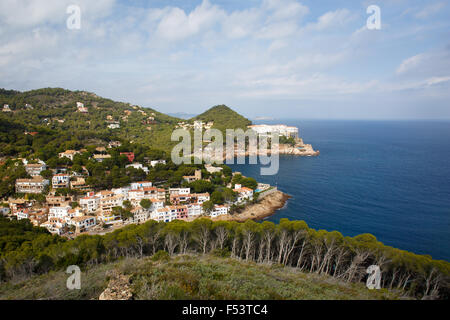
[{"xmin": 151, "ymin": 250, "xmax": 170, "ymax": 262}]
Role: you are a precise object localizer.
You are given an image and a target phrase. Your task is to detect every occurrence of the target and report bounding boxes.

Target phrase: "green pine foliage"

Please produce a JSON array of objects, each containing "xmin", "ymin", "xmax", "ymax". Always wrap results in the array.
[{"xmin": 0, "ymin": 216, "xmax": 448, "ymax": 299}]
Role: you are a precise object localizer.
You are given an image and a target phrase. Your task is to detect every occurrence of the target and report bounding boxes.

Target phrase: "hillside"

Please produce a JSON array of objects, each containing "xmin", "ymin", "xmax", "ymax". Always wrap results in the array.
[
  {"xmin": 0, "ymin": 253, "xmax": 402, "ymax": 300},
  {"xmin": 193, "ymin": 105, "xmax": 252, "ymax": 132},
  {"xmin": 0, "ymin": 88, "xmax": 183, "ymax": 152},
  {"xmin": 0, "ymin": 89, "xmax": 254, "ymax": 153}
]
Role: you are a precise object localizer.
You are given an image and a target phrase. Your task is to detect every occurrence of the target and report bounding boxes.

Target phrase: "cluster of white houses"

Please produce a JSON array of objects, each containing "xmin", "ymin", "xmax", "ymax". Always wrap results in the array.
[
  {"xmin": 10, "ymin": 159, "xmax": 254, "ymax": 235},
  {"xmin": 176, "ymin": 120, "xmax": 214, "ymax": 131},
  {"xmin": 7, "ymin": 181, "xmax": 254, "ymax": 235},
  {"xmin": 7, "ymin": 147, "xmax": 258, "ymax": 236}
]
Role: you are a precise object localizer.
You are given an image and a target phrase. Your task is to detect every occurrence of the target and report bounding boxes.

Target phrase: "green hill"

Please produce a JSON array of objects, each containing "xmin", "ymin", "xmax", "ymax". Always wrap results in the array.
[
  {"xmin": 0, "ymin": 88, "xmax": 183, "ymax": 152},
  {"xmin": 0, "ymin": 90, "xmax": 255, "ymax": 154},
  {"xmin": 0, "ymin": 254, "xmax": 402, "ymax": 300},
  {"xmin": 193, "ymin": 105, "xmax": 252, "ymax": 132}
]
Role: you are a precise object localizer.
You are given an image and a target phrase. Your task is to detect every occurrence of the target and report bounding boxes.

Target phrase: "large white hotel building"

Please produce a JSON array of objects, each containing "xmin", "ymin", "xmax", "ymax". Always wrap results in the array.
[{"xmin": 248, "ymin": 124, "xmax": 299, "ymax": 139}]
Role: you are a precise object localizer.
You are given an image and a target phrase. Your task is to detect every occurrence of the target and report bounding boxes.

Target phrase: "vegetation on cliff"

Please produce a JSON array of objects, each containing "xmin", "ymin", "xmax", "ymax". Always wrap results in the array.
[
  {"xmin": 0, "ymin": 216, "xmax": 448, "ymax": 299},
  {"xmin": 0, "ymin": 253, "xmax": 402, "ymax": 300}
]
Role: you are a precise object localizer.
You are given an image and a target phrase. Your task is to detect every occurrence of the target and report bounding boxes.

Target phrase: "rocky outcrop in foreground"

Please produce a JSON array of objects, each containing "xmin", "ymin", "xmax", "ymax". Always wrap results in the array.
[{"xmin": 99, "ymin": 272, "xmax": 133, "ymax": 300}]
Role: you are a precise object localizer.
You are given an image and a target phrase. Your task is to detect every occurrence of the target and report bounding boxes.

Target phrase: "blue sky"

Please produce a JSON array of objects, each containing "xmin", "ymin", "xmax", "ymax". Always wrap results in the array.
[{"xmin": 0, "ymin": 0, "xmax": 449, "ymax": 119}]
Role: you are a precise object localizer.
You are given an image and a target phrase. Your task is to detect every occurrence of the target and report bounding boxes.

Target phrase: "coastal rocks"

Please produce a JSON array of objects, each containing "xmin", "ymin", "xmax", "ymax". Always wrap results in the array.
[
  {"xmin": 221, "ymin": 142, "xmax": 319, "ymax": 160},
  {"xmin": 278, "ymin": 144, "xmax": 319, "ymax": 156},
  {"xmin": 214, "ymin": 190, "xmax": 291, "ymax": 222},
  {"xmin": 99, "ymin": 272, "xmax": 133, "ymax": 300}
]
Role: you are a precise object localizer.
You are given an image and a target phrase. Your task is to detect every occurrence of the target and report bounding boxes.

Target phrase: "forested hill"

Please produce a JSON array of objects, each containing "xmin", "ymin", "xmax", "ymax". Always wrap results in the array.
[
  {"xmin": 0, "ymin": 88, "xmax": 251, "ymax": 153},
  {"xmin": 193, "ymin": 105, "xmax": 252, "ymax": 132},
  {"xmin": 0, "ymin": 88, "xmax": 183, "ymax": 152}
]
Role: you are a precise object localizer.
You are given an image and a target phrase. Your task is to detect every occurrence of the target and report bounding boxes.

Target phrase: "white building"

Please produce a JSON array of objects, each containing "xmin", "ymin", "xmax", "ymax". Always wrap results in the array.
[
  {"xmin": 16, "ymin": 210, "xmax": 30, "ymax": 221},
  {"xmin": 68, "ymin": 216, "xmax": 97, "ymax": 232},
  {"xmin": 150, "ymin": 198, "xmax": 165, "ymax": 212},
  {"xmin": 80, "ymin": 195, "xmax": 100, "ymax": 213},
  {"xmin": 59, "ymin": 150, "xmax": 81, "ymax": 161},
  {"xmin": 96, "ymin": 191, "xmax": 124, "ymax": 215},
  {"xmin": 131, "ymin": 206, "xmax": 148, "ymax": 223},
  {"xmin": 197, "ymin": 193, "xmax": 210, "ymax": 204},
  {"xmin": 169, "ymin": 188, "xmax": 190, "ymax": 195},
  {"xmin": 77, "ymin": 102, "xmax": 88, "ymax": 113},
  {"xmin": 193, "ymin": 121, "xmax": 203, "ymax": 130},
  {"xmin": 150, "ymin": 160, "xmax": 166, "ymax": 167},
  {"xmin": 248, "ymin": 124, "xmax": 299, "ymax": 139},
  {"xmin": 107, "ymin": 122, "xmax": 120, "ymax": 129},
  {"xmin": 233, "ymin": 185, "xmax": 254, "ymax": 203},
  {"xmin": 205, "ymin": 164, "xmax": 223, "ymax": 174},
  {"xmin": 151, "ymin": 207, "xmax": 178, "ymax": 223},
  {"xmin": 52, "ymin": 174, "xmax": 70, "ymax": 189},
  {"xmin": 126, "ymin": 163, "xmax": 149, "ymax": 174},
  {"xmin": 49, "ymin": 205, "xmax": 71, "ymax": 219},
  {"xmin": 108, "ymin": 141, "xmax": 122, "ymax": 148},
  {"xmin": 15, "ymin": 177, "xmax": 49, "ymax": 194},
  {"xmin": 130, "ymin": 181, "xmax": 153, "ymax": 190},
  {"xmin": 41, "ymin": 220, "xmax": 66, "ymax": 235},
  {"xmin": 187, "ymin": 203, "xmax": 203, "ymax": 217},
  {"xmin": 210, "ymin": 205, "xmax": 230, "ymax": 218},
  {"xmin": 25, "ymin": 163, "xmax": 47, "ymax": 176}
]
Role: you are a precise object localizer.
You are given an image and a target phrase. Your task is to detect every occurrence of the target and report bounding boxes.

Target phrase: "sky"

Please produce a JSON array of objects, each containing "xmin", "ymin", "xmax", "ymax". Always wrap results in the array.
[{"xmin": 0, "ymin": 0, "xmax": 449, "ymax": 120}]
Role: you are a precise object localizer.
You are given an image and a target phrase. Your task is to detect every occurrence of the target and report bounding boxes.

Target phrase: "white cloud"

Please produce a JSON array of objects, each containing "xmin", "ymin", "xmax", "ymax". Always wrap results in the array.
[
  {"xmin": 306, "ymin": 9, "xmax": 355, "ymax": 31},
  {"xmin": 396, "ymin": 49, "xmax": 450, "ymax": 78},
  {"xmin": 155, "ymin": 0, "xmax": 225, "ymax": 41},
  {"xmin": 0, "ymin": 0, "xmax": 449, "ymax": 118},
  {"xmin": 396, "ymin": 54, "xmax": 425, "ymax": 74}
]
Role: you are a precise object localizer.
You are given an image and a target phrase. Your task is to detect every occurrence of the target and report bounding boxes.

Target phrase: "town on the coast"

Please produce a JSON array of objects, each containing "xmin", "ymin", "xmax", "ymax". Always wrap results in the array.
[{"xmin": 0, "ymin": 102, "xmax": 313, "ymax": 237}]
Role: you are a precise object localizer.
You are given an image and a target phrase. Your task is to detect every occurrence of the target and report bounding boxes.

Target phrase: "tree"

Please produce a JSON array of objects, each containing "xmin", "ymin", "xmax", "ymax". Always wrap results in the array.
[
  {"xmin": 40, "ymin": 169, "xmax": 53, "ymax": 180},
  {"xmin": 222, "ymin": 188, "xmax": 237, "ymax": 203},
  {"xmin": 202, "ymin": 200, "xmax": 214, "ymax": 215},
  {"xmin": 123, "ymin": 200, "xmax": 132, "ymax": 211},
  {"xmin": 211, "ymin": 190, "xmax": 224, "ymax": 205},
  {"xmin": 189, "ymin": 180, "xmax": 214, "ymax": 193},
  {"xmin": 140, "ymin": 199, "xmax": 152, "ymax": 210}
]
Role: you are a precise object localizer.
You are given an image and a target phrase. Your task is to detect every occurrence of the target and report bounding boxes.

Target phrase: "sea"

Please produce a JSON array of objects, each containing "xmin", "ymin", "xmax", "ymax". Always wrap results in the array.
[{"xmin": 228, "ymin": 120, "xmax": 450, "ymax": 261}]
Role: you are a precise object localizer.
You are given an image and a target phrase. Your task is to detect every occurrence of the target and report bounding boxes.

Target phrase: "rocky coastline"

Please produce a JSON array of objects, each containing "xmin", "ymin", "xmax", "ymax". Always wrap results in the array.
[{"xmin": 213, "ymin": 190, "xmax": 291, "ymax": 222}]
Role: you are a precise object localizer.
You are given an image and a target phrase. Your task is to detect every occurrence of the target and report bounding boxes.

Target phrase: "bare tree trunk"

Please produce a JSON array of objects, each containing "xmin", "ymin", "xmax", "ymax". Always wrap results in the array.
[
  {"xmin": 277, "ymin": 230, "xmax": 288, "ymax": 264},
  {"xmin": 215, "ymin": 226, "xmax": 228, "ymax": 250},
  {"xmin": 164, "ymin": 233, "xmax": 179, "ymax": 256}
]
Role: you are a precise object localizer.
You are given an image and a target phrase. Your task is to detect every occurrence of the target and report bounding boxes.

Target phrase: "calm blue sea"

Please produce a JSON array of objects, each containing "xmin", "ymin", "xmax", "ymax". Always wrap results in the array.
[{"xmin": 228, "ymin": 120, "xmax": 450, "ymax": 261}]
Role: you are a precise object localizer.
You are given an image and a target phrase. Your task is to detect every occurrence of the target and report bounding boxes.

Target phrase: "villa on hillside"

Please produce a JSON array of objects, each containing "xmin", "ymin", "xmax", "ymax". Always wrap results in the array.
[
  {"xmin": 59, "ymin": 150, "xmax": 81, "ymax": 161},
  {"xmin": 233, "ymin": 184, "xmax": 254, "ymax": 203},
  {"xmin": 15, "ymin": 177, "xmax": 49, "ymax": 194},
  {"xmin": 52, "ymin": 174, "xmax": 70, "ymax": 189},
  {"xmin": 25, "ymin": 163, "xmax": 47, "ymax": 176},
  {"xmin": 126, "ymin": 163, "xmax": 149, "ymax": 174},
  {"xmin": 150, "ymin": 159, "xmax": 166, "ymax": 167},
  {"xmin": 77, "ymin": 102, "xmax": 88, "ymax": 113},
  {"xmin": 93, "ymin": 154, "xmax": 112, "ymax": 162},
  {"xmin": 183, "ymin": 170, "xmax": 202, "ymax": 183}
]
